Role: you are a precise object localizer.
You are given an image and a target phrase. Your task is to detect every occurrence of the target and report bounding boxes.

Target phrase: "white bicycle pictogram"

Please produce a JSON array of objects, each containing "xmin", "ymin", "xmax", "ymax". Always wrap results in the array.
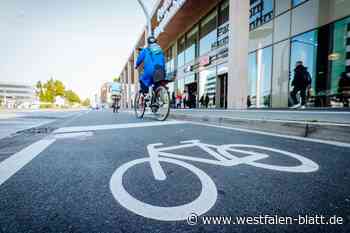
[{"xmin": 109, "ymin": 140, "xmax": 319, "ymax": 221}]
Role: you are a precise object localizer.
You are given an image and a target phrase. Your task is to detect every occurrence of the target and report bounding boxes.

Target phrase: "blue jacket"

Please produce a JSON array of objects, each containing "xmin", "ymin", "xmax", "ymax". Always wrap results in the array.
[{"xmin": 136, "ymin": 43, "xmax": 165, "ymax": 87}]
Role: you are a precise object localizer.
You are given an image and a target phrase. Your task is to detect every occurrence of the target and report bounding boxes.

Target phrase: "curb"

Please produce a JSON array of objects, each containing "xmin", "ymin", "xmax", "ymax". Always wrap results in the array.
[{"xmin": 170, "ymin": 113, "xmax": 350, "ymax": 143}]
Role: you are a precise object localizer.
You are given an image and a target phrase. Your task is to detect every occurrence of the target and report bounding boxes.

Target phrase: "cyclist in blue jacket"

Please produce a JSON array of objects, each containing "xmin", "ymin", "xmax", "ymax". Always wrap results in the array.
[{"xmin": 135, "ymin": 36, "xmax": 166, "ymax": 95}]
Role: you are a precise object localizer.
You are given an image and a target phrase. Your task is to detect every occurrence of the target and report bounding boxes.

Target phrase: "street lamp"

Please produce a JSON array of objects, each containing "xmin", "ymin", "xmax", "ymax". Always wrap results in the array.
[{"xmin": 137, "ymin": 0, "xmax": 153, "ymax": 38}]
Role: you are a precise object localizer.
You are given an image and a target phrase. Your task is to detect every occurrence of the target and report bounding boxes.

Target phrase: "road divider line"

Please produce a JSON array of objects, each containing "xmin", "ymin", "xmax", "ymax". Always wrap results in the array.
[
  {"xmin": 0, "ymin": 139, "xmax": 56, "ymax": 187},
  {"xmin": 53, "ymin": 121, "xmax": 186, "ymax": 134}
]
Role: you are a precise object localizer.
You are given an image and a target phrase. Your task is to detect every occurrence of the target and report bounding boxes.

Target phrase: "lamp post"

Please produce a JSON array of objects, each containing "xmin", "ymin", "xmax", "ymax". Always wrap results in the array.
[{"xmin": 137, "ymin": 0, "xmax": 153, "ymax": 38}]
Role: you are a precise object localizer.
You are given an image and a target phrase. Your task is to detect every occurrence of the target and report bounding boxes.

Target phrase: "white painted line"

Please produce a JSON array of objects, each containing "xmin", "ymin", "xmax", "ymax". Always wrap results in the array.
[
  {"xmin": 53, "ymin": 131, "xmax": 94, "ymax": 139},
  {"xmin": 53, "ymin": 121, "xmax": 186, "ymax": 134},
  {"xmin": 0, "ymin": 139, "xmax": 56, "ymax": 187},
  {"xmin": 192, "ymin": 122, "xmax": 350, "ymax": 148}
]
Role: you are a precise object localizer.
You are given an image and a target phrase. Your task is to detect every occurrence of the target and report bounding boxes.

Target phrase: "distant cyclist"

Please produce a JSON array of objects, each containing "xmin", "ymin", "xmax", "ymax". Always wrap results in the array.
[
  {"xmin": 111, "ymin": 81, "xmax": 122, "ymax": 113},
  {"xmin": 135, "ymin": 36, "xmax": 166, "ymax": 100}
]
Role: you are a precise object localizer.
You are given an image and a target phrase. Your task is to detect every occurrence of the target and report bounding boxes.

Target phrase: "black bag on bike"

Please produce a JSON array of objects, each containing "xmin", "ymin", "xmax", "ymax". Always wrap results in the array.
[{"xmin": 153, "ymin": 64, "xmax": 166, "ymax": 83}]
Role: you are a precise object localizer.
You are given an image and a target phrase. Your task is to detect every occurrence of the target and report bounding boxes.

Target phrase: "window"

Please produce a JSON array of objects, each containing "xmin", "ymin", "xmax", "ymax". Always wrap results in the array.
[
  {"xmin": 199, "ymin": 67, "xmax": 217, "ymax": 107},
  {"xmin": 330, "ymin": 17, "xmax": 350, "ymax": 96},
  {"xmin": 250, "ymin": 0, "xmax": 274, "ymax": 31},
  {"xmin": 258, "ymin": 46, "xmax": 273, "ymax": 108},
  {"xmin": 200, "ymin": 11, "xmax": 217, "ymax": 56},
  {"xmin": 290, "ymin": 30, "xmax": 318, "ymax": 104},
  {"xmin": 177, "ymin": 78, "xmax": 185, "ymax": 95},
  {"xmin": 166, "ymin": 45, "xmax": 175, "ymax": 74},
  {"xmin": 248, "ymin": 46, "xmax": 272, "ymax": 108},
  {"xmin": 248, "ymin": 53, "xmax": 258, "ymax": 107},
  {"xmin": 292, "ymin": 0, "xmax": 307, "ymax": 7},
  {"xmin": 185, "ymin": 26, "xmax": 198, "ymax": 64},
  {"xmin": 218, "ymin": 0, "xmax": 229, "ymax": 26},
  {"xmin": 177, "ymin": 37, "xmax": 186, "ymax": 68}
]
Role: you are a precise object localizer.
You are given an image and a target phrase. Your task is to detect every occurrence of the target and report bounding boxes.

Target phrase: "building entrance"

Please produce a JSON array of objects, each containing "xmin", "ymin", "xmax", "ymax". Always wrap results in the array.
[
  {"xmin": 185, "ymin": 82, "xmax": 197, "ymax": 108},
  {"xmin": 218, "ymin": 73, "xmax": 228, "ymax": 109}
]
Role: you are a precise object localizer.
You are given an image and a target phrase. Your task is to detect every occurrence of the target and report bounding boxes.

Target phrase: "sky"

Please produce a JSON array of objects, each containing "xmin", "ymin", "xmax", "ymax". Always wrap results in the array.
[{"xmin": 0, "ymin": 0, "xmax": 157, "ymax": 99}]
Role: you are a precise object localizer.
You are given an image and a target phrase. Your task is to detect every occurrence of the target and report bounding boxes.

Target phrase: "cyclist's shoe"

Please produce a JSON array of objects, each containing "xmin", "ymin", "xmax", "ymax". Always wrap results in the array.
[{"xmin": 144, "ymin": 94, "xmax": 151, "ymax": 102}]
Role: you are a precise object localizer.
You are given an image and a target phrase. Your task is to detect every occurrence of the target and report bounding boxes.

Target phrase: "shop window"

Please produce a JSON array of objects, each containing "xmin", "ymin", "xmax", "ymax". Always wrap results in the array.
[
  {"xmin": 250, "ymin": 0, "xmax": 274, "ymax": 31},
  {"xmin": 218, "ymin": 0, "xmax": 229, "ymax": 26},
  {"xmin": 166, "ymin": 45, "xmax": 175, "ymax": 74},
  {"xmin": 185, "ymin": 26, "xmax": 198, "ymax": 64},
  {"xmin": 200, "ymin": 11, "xmax": 217, "ymax": 56},
  {"xmin": 199, "ymin": 67, "xmax": 217, "ymax": 107},
  {"xmin": 330, "ymin": 17, "xmax": 350, "ymax": 96},
  {"xmin": 248, "ymin": 46, "xmax": 272, "ymax": 108},
  {"xmin": 258, "ymin": 46, "xmax": 273, "ymax": 108},
  {"xmin": 177, "ymin": 78, "xmax": 185, "ymax": 96},
  {"xmin": 248, "ymin": 53, "xmax": 258, "ymax": 107},
  {"xmin": 177, "ymin": 37, "xmax": 186, "ymax": 68},
  {"xmin": 292, "ymin": 0, "xmax": 308, "ymax": 7},
  {"xmin": 290, "ymin": 30, "xmax": 318, "ymax": 106}
]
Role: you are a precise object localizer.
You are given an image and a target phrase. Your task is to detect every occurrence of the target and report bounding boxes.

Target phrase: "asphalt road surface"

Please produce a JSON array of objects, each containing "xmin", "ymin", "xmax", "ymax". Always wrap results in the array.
[{"xmin": 0, "ymin": 109, "xmax": 349, "ymax": 233}]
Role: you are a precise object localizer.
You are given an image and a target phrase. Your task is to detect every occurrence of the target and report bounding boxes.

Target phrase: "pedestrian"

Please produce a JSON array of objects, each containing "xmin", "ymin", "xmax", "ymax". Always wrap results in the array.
[
  {"xmin": 171, "ymin": 92, "xmax": 176, "ymax": 108},
  {"xmin": 338, "ymin": 72, "xmax": 350, "ymax": 107},
  {"xmin": 205, "ymin": 93, "xmax": 210, "ymax": 109},
  {"xmin": 176, "ymin": 92, "xmax": 182, "ymax": 109},
  {"xmin": 290, "ymin": 61, "xmax": 312, "ymax": 109},
  {"xmin": 200, "ymin": 95, "xmax": 204, "ymax": 108},
  {"xmin": 247, "ymin": 95, "xmax": 252, "ymax": 108},
  {"xmin": 182, "ymin": 90, "xmax": 188, "ymax": 109}
]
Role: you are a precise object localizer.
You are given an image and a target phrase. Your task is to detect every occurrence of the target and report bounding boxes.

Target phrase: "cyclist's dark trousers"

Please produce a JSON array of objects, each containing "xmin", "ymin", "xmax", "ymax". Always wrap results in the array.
[
  {"xmin": 139, "ymin": 80, "xmax": 160, "ymax": 94},
  {"xmin": 139, "ymin": 81, "xmax": 149, "ymax": 94},
  {"xmin": 291, "ymin": 86, "xmax": 307, "ymax": 106}
]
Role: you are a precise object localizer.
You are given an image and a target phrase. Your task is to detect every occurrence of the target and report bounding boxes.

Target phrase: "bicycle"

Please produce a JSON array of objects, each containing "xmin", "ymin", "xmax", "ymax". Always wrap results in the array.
[
  {"xmin": 110, "ymin": 140, "xmax": 319, "ymax": 221},
  {"xmin": 134, "ymin": 80, "xmax": 170, "ymax": 121},
  {"xmin": 112, "ymin": 95, "xmax": 121, "ymax": 113}
]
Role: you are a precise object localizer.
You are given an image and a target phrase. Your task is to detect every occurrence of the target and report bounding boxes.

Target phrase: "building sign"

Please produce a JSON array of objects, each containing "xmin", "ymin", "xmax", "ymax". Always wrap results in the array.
[
  {"xmin": 212, "ymin": 22, "xmax": 229, "ymax": 50},
  {"xmin": 154, "ymin": 0, "xmax": 187, "ymax": 38},
  {"xmin": 199, "ymin": 56, "xmax": 210, "ymax": 67},
  {"xmin": 249, "ymin": 0, "xmax": 274, "ymax": 31}
]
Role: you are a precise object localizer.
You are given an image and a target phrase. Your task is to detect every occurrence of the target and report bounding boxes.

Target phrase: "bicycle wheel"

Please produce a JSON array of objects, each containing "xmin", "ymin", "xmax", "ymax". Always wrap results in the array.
[
  {"xmin": 153, "ymin": 86, "xmax": 170, "ymax": 121},
  {"xmin": 217, "ymin": 144, "xmax": 319, "ymax": 173},
  {"xmin": 134, "ymin": 92, "xmax": 146, "ymax": 119},
  {"xmin": 109, "ymin": 157, "xmax": 217, "ymax": 221}
]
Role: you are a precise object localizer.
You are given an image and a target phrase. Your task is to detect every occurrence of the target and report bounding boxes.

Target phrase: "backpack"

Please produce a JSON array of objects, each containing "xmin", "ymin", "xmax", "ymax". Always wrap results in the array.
[
  {"xmin": 303, "ymin": 70, "xmax": 312, "ymax": 86},
  {"xmin": 148, "ymin": 47, "xmax": 166, "ymax": 83}
]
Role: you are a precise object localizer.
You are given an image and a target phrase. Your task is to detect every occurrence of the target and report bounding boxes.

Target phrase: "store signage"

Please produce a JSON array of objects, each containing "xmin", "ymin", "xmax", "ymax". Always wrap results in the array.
[
  {"xmin": 154, "ymin": 0, "xmax": 187, "ymax": 38},
  {"xmin": 249, "ymin": 0, "xmax": 273, "ymax": 31},
  {"xmin": 212, "ymin": 23, "xmax": 229, "ymax": 50},
  {"xmin": 184, "ymin": 65, "xmax": 192, "ymax": 73},
  {"xmin": 199, "ymin": 56, "xmax": 210, "ymax": 67}
]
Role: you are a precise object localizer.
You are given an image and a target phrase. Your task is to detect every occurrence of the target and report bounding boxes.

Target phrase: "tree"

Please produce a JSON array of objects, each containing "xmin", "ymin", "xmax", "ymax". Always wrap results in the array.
[
  {"xmin": 42, "ymin": 79, "xmax": 55, "ymax": 103},
  {"xmin": 36, "ymin": 79, "xmax": 81, "ymax": 105},
  {"xmin": 65, "ymin": 90, "xmax": 81, "ymax": 104},
  {"xmin": 54, "ymin": 80, "xmax": 66, "ymax": 97},
  {"xmin": 82, "ymin": 98, "xmax": 91, "ymax": 106}
]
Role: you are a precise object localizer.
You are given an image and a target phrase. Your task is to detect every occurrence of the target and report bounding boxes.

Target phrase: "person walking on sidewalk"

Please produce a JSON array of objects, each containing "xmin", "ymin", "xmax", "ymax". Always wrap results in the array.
[
  {"xmin": 338, "ymin": 72, "xmax": 350, "ymax": 107},
  {"xmin": 200, "ymin": 95, "xmax": 204, "ymax": 108},
  {"xmin": 176, "ymin": 92, "xmax": 182, "ymax": 109},
  {"xmin": 290, "ymin": 61, "xmax": 312, "ymax": 109},
  {"xmin": 204, "ymin": 93, "xmax": 210, "ymax": 109}
]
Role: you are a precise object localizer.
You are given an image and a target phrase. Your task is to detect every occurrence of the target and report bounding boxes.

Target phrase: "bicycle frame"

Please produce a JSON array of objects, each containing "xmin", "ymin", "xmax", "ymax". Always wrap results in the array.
[{"xmin": 147, "ymin": 140, "xmax": 269, "ymax": 181}]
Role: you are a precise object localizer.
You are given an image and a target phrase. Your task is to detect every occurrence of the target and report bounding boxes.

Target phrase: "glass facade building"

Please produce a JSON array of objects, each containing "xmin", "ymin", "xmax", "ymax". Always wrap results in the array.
[
  {"xmin": 119, "ymin": 0, "xmax": 350, "ymax": 109},
  {"xmin": 248, "ymin": 0, "xmax": 350, "ymax": 108}
]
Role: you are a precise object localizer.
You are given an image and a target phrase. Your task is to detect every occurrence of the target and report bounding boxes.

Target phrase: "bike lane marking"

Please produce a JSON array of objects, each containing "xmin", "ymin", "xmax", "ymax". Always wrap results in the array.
[{"xmin": 109, "ymin": 140, "xmax": 320, "ymax": 221}]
